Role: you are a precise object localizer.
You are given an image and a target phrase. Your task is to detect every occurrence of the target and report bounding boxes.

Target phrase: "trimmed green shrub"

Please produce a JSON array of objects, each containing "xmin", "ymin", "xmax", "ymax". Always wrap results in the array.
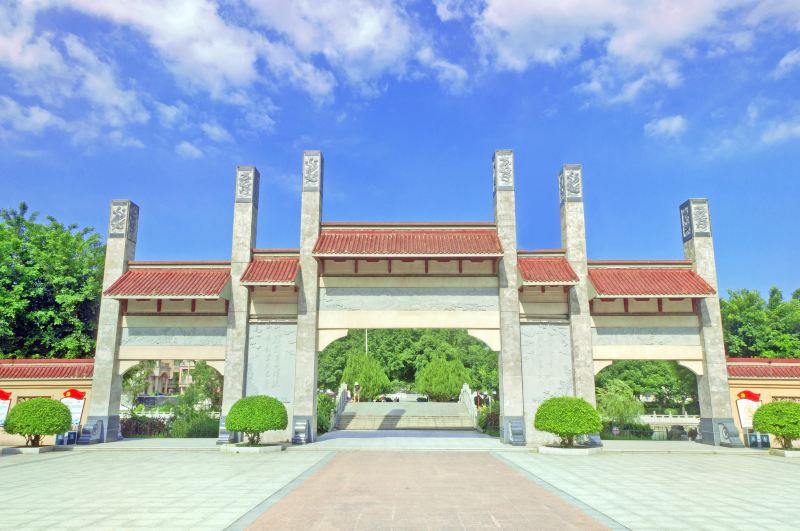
[
  {"xmin": 317, "ymin": 394, "xmax": 335, "ymax": 434},
  {"xmin": 340, "ymin": 348, "xmax": 390, "ymax": 401},
  {"xmin": 415, "ymin": 355, "xmax": 471, "ymax": 402},
  {"xmin": 170, "ymin": 413, "xmax": 219, "ymax": 438},
  {"xmin": 121, "ymin": 414, "xmax": 169, "ymax": 438},
  {"xmin": 225, "ymin": 395, "xmax": 288, "ymax": 445},
  {"xmin": 753, "ymin": 400, "xmax": 800, "ymax": 449},
  {"xmin": 4, "ymin": 398, "xmax": 72, "ymax": 447},
  {"xmin": 534, "ymin": 396, "xmax": 602, "ymax": 447}
]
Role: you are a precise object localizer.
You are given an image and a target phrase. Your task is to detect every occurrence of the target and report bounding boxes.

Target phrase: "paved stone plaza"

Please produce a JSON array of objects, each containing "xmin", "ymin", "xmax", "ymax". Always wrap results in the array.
[{"xmin": 1, "ymin": 444, "xmax": 798, "ymax": 530}]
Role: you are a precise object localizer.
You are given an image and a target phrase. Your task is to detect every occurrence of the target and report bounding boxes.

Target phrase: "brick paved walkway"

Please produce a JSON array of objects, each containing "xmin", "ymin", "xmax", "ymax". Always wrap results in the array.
[{"xmin": 250, "ymin": 452, "xmax": 607, "ymax": 530}]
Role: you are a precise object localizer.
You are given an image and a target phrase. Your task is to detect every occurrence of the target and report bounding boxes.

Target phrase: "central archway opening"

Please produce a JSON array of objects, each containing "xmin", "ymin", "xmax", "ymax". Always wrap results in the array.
[{"xmin": 317, "ymin": 329, "xmax": 499, "ymax": 436}]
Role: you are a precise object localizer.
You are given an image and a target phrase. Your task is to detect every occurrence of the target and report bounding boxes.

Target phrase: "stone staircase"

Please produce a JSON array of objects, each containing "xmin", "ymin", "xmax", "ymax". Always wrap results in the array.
[{"xmin": 336, "ymin": 401, "xmax": 476, "ymax": 431}]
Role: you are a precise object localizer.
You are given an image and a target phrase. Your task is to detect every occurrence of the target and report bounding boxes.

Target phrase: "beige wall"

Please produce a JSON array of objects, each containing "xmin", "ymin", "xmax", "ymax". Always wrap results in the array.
[
  {"xmin": 728, "ymin": 377, "xmax": 800, "ymax": 447},
  {"xmin": 0, "ymin": 379, "xmax": 92, "ymax": 446}
]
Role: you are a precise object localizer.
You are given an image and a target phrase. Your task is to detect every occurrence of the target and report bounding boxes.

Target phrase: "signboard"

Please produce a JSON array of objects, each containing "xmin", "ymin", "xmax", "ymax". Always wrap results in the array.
[
  {"xmin": 735, "ymin": 390, "xmax": 762, "ymax": 429},
  {"xmin": 0, "ymin": 389, "xmax": 11, "ymax": 427},
  {"xmin": 60, "ymin": 389, "xmax": 86, "ymax": 426}
]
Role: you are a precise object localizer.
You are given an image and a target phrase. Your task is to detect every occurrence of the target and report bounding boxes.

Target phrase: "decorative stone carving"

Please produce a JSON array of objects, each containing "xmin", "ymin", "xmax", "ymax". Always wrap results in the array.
[
  {"xmin": 559, "ymin": 165, "xmax": 582, "ymax": 203},
  {"xmin": 302, "ymin": 153, "xmax": 321, "ymax": 190},
  {"xmin": 493, "ymin": 150, "xmax": 514, "ymax": 191},
  {"xmin": 109, "ymin": 204, "xmax": 127, "ymax": 236},
  {"xmin": 127, "ymin": 203, "xmax": 139, "ymax": 243},
  {"xmin": 680, "ymin": 199, "xmax": 711, "ymax": 241},
  {"xmin": 235, "ymin": 167, "xmax": 254, "ymax": 202}
]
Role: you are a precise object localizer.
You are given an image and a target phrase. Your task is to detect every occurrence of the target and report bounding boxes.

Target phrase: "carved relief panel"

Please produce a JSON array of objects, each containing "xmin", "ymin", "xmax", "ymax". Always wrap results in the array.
[
  {"xmin": 235, "ymin": 166, "xmax": 259, "ymax": 203},
  {"xmin": 559, "ymin": 165, "xmax": 582, "ymax": 204},
  {"xmin": 302, "ymin": 151, "xmax": 322, "ymax": 191},
  {"xmin": 680, "ymin": 199, "xmax": 712, "ymax": 242},
  {"xmin": 493, "ymin": 150, "xmax": 514, "ymax": 191},
  {"xmin": 108, "ymin": 200, "xmax": 139, "ymax": 242}
]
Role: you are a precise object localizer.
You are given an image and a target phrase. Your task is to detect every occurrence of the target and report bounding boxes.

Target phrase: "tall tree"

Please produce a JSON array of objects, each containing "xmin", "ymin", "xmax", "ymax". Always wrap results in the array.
[
  {"xmin": 0, "ymin": 203, "xmax": 105, "ymax": 359},
  {"xmin": 721, "ymin": 288, "xmax": 800, "ymax": 358}
]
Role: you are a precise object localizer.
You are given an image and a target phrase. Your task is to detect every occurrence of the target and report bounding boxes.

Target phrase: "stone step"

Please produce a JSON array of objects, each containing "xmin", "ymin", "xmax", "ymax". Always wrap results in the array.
[{"xmin": 337, "ymin": 414, "xmax": 475, "ymax": 431}]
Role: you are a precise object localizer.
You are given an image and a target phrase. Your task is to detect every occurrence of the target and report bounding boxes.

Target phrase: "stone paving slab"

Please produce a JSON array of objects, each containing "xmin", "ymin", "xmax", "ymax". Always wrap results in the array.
[
  {"xmin": 0, "ymin": 449, "xmax": 331, "ymax": 530},
  {"xmin": 250, "ymin": 452, "xmax": 610, "ymax": 530},
  {"xmin": 297, "ymin": 430, "xmax": 523, "ymax": 452},
  {"xmin": 497, "ymin": 451, "xmax": 800, "ymax": 530}
]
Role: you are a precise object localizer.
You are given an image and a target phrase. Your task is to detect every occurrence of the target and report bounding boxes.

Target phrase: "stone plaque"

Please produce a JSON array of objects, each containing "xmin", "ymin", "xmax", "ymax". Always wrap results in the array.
[
  {"xmin": 302, "ymin": 151, "xmax": 322, "ymax": 191},
  {"xmin": 235, "ymin": 166, "xmax": 256, "ymax": 203},
  {"xmin": 680, "ymin": 199, "xmax": 711, "ymax": 241},
  {"xmin": 559, "ymin": 165, "xmax": 582, "ymax": 203},
  {"xmin": 494, "ymin": 151, "xmax": 514, "ymax": 191},
  {"xmin": 108, "ymin": 200, "xmax": 138, "ymax": 241}
]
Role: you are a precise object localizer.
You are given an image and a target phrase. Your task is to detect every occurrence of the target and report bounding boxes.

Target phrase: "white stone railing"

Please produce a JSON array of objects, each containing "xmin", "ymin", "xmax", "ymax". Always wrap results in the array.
[
  {"xmin": 459, "ymin": 383, "xmax": 478, "ymax": 428},
  {"xmin": 331, "ymin": 383, "xmax": 350, "ymax": 431},
  {"xmin": 640, "ymin": 414, "xmax": 700, "ymax": 427}
]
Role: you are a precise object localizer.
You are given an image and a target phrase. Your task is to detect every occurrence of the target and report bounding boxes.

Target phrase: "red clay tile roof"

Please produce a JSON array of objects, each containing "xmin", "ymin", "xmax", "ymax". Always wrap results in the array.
[
  {"xmin": 588, "ymin": 268, "xmax": 716, "ymax": 297},
  {"xmin": 241, "ymin": 258, "xmax": 299, "ymax": 285},
  {"xmin": 0, "ymin": 359, "xmax": 94, "ymax": 380},
  {"xmin": 518, "ymin": 257, "xmax": 578, "ymax": 284},
  {"xmin": 727, "ymin": 359, "xmax": 800, "ymax": 379},
  {"xmin": 104, "ymin": 268, "xmax": 230, "ymax": 298},
  {"xmin": 313, "ymin": 229, "xmax": 503, "ymax": 256}
]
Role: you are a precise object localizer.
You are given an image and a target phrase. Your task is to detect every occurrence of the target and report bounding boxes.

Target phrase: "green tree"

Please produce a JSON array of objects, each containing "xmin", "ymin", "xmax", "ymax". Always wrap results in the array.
[
  {"xmin": 721, "ymin": 288, "xmax": 800, "ymax": 358},
  {"xmin": 225, "ymin": 395, "xmax": 288, "ymax": 445},
  {"xmin": 122, "ymin": 360, "xmax": 156, "ymax": 411},
  {"xmin": 534, "ymin": 396, "xmax": 602, "ymax": 448},
  {"xmin": 4, "ymin": 398, "xmax": 72, "ymax": 446},
  {"xmin": 596, "ymin": 379, "xmax": 644, "ymax": 425},
  {"xmin": 340, "ymin": 347, "xmax": 390, "ymax": 401},
  {"xmin": 753, "ymin": 401, "xmax": 800, "ymax": 449},
  {"xmin": 596, "ymin": 360, "xmax": 692, "ymax": 411},
  {"xmin": 415, "ymin": 355, "xmax": 471, "ymax": 401},
  {"xmin": 0, "ymin": 202, "xmax": 104, "ymax": 359}
]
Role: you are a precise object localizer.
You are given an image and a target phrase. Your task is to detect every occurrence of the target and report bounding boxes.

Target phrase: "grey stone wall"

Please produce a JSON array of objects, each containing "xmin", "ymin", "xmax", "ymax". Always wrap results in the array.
[
  {"xmin": 246, "ymin": 323, "xmax": 296, "ymax": 402},
  {"xmin": 120, "ymin": 327, "xmax": 227, "ymax": 346},
  {"xmin": 591, "ymin": 327, "xmax": 701, "ymax": 346},
  {"xmin": 318, "ymin": 287, "xmax": 499, "ymax": 312},
  {"xmin": 520, "ymin": 322, "xmax": 574, "ymax": 445}
]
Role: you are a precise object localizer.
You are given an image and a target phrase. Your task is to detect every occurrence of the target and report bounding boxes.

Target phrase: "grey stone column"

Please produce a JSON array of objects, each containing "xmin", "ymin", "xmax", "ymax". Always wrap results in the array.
[
  {"xmin": 81, "ymin": 200, "xmax": 138, "ymax": 443},
  {"xmin": 218, "ymin": 166, "xmax": 260, "ymax": 443},
  {"xmin": 680, "ymin": 199, "xmax": 743, "ymax": 447},
  {"xmin": 559, "ymin": 165, "xmax": 596, "ymax": 405},
  {"xmin": 292, "ymin": 151, "xmax": 323, "ymax": 444},
  {"xmin": 492, "ymin": 150, "xmax": 525, "ymax": 445}
]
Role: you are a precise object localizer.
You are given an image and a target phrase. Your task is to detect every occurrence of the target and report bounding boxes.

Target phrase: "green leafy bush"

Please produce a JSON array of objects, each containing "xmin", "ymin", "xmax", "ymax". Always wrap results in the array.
[
  {"xmin": 225, "ymin": 395, "xmax": 288, "ymax": 445},
  {"xmin": 4, "ymin": 398, "xmax": 72, "ymax": 447},
  {"xmin": 415, "ymin": 355, "xmax": 471, "ymax": 401},
  {"xmin": 170, "ymin": 413, "xmax": 219, "ymax": 438},
  {"xmin": 600, "ymin": 421, "xmax": 654, "ymax": 440},
  {"xmin": 317, "ymin": 394, "xmax": 335, "ymax": 434},
  {"xmin": 597, "ymin": 379, "xmax": 644, "ymax": 425},
  {"xmin": 753, "ymin": 400, "xmax": 800, "ymax": 449},
  {"xmin": 340, "ymin": 348, "xmax": 390, "ymax": 401},
  {"xmin": 478, "ymin": 401, "xmax": 500, "ymax": 436},
  {"xmin": 534, "ymin": 396, "xmax": 602, "ymax": 447},
  {"xmin": 121, "ymin": 414, "xmax": 169, "ymax": 438}
]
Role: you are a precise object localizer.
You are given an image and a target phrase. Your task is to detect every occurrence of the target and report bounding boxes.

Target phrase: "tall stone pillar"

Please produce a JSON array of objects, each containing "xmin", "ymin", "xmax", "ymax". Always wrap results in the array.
[
  {"xmin": 81, "ymin": 200, "xmax": 139, "ymax": 443},
  {"xmin": 559, "ymin": 165, "xmax": 595, "ymax": 404},
  {"xmin": 492, "ymin": 150, "xmax": 525, "ymax": 445},
  {"xmin": 218, "ymin": 166, "xmax": 260, "ymax": 443},
  {"xmin": 680, "ymin": 199, "xmax": 743, "ymax": 447},
  {"xmin": 292, "ymin": 150, "xmax": 323, "ymax": 444}
]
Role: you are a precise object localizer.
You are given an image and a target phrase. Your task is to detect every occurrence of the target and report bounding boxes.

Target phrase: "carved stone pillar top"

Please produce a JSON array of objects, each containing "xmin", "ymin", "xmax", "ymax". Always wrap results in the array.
[
  {"xmin": 680, "ymin": 198, "xmax": 712, "ymax": 242},
  {"xmin": 558, "ymin": 164, "xmax": 583, "ymax": 204},
  {"xmin": 108, "ymin": 199, "xmax": 139, "ymax": 242},
  {"xmin": 235, "ymin": 165, "xmax": 260, "ymax": 204},
  {"xmin": 493, "ymin": 149, "xmax": 514, "ymax": 191},
  {"xmin": 302, "ymin": 150, "xmax": 323, "ymax": 191}
]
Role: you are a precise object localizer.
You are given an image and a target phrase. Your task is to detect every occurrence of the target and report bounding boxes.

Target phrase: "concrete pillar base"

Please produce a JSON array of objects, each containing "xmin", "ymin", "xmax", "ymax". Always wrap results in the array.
[
  {"xmin": 291, "ymin": 415, "xmax": 315, "ymax": 445},
  {"xmin": 698, "ymin": 417, "xmax": 744, "ymax": 447},
  {"xmin": 77, "ymin": 415, "xmax": 121, "ymax": 444},
  {"xmin": 501, "ymin": 415, "xmax": 525, "ymax": 445},
  {"xmin": 216, "ymin": 415, "xmax": 238, "ymax": 444}
]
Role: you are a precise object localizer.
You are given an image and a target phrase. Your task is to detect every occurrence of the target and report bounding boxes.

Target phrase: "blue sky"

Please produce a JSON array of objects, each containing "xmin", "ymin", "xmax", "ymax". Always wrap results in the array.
[{"xmin": 1, "ymin": 1, "xmax": 799, "ymax": 298}]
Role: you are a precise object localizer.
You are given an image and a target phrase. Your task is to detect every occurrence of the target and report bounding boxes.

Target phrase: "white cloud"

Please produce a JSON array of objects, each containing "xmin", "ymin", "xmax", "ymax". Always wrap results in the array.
[
  {"xmin": 200, "ymin": 122, "xmax": 233, "ymax": 143},
  {"xmin": 773, "ymin": 48, "xmax": 800, "ymax": 78},
  {"xmin": 417, "ymin": 47, "xmax": 468, "ymax": 93},
  {"xmin": 154, "ymin": 102, "xmax": 187, "ymax": 128},
  {"xmin": 761, "ymin": 118, "xmax": 800, "ymax": 143},
  {"xmin": 108, "ymin": 130, "xmax": 145, "ymax": 148},
  {"xmin": 433, "ymin": 0, "xmax": 480, "ymax": 22},
  {"xmin": 645, "ymin": 115, "xmax": 688, "ymax": 138},
  {"xmin": 175, "ymin": 140, "xmax": 203, "ymax": 158},
  {"xmin": 0, "ymin": 95, "xmax": 67, "ymax": 134}
]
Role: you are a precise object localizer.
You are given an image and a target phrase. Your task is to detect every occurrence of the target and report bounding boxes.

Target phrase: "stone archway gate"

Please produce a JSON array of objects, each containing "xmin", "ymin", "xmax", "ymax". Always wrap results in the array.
[{"xmin": 81, "ymin": 151, "xmax": 743, "ymax": 447}]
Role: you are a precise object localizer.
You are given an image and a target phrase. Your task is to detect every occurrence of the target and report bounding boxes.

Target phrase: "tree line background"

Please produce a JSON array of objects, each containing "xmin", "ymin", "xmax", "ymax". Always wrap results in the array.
[{"xmin": 1, "ymin": 203, "xmax": 798, "ymax": 406}]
